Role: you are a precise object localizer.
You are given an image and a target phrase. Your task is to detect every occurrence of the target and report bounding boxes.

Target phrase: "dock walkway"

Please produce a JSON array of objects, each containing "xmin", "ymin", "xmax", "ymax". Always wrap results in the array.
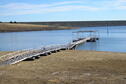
[{"xmin": 0, "ymin": 37, "xmax": 97, "ymax": 66}]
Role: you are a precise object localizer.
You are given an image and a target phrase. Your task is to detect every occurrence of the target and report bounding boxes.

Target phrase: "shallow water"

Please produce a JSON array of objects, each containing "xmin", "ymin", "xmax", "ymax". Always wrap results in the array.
[{"xmin": 0, "ymin": 26, "xmax": 126, "ymax": 52}]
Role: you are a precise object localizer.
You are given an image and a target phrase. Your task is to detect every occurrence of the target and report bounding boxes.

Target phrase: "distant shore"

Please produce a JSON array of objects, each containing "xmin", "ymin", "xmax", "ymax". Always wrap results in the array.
[
  {"xmin": 20, "ymin": 20, "xmax": 126, "ymax": 27},
  {"xmin": 0, "ymin": 23, "xmax": 77, "ymax": 32},
  {"xmin": 0, "ymin": 50, "xmax": 126, "ymax": 84}
]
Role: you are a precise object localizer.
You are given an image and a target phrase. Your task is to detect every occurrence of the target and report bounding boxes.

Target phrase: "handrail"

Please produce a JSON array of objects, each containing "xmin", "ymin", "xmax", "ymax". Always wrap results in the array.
[{"xmin": 0, "ymin": 37, "xmax": 97, "ymax": 66}]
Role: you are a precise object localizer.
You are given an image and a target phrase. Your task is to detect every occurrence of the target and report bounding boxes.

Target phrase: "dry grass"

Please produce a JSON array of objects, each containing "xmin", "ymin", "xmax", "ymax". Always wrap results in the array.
[
  {"xmin": 0, "ymin": 50, "xmax": 126, "ymax": 84},
  {"xmin": 0, "ymin": 51, "xmax": 12, "ymax": 56},
  {"xmin": 0, "ymin": 23, "xmax": 76, "ymax": 32}
]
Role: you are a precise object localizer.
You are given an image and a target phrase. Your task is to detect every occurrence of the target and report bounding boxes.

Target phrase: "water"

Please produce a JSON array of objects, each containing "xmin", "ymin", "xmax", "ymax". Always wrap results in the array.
[{"xmin": 0, "ymin": 26, "xmax": 126, "ymax": 52}]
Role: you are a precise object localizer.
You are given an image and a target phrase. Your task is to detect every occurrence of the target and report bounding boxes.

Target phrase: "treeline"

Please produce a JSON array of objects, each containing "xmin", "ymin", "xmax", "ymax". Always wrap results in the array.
[
  {"xmin": 20, "ymin": 20, "xmax": 126, "ymax": 27},
  {"xmin": 0, "ymin": 21, "xmax": 17, "ymax": 23},
  {"xmin": 9, "ymin": 21, "xmax": 17, "ymax": 23}
]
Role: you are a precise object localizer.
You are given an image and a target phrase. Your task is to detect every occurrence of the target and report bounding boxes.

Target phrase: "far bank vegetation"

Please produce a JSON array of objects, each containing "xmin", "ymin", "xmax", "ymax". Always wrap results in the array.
[{"xmin": 0, "ymin": 23, "xmax": 77, "ymax": 32}]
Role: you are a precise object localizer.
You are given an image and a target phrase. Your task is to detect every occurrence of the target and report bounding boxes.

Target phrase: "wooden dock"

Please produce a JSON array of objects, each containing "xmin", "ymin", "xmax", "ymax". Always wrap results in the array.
[{"xmin": 0, "ymin": 37, "xmax": 98, "ymax": 66}]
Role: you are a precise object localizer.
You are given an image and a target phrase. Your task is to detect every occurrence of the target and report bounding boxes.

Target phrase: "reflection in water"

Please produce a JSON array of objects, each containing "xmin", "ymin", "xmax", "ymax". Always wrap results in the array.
[
  {"xmin": 0, "ymin": 26, "xmax": 126, "ymax": 52},
  {"xmin": 77, "ymin": 41, "xmax": 99, "ymax": 51}
]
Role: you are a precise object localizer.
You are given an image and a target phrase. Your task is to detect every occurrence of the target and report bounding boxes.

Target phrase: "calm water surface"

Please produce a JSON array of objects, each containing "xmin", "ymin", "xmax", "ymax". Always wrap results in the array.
[{"xmin": 0, "ymin": 26, "xmax": 126, "ymax": 52}]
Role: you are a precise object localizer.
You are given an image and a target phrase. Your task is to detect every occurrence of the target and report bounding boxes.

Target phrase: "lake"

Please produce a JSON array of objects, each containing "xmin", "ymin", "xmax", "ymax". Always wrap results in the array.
[{"xmin": 0, "ymin": 26, "xmax": 126, "ymax": 52}]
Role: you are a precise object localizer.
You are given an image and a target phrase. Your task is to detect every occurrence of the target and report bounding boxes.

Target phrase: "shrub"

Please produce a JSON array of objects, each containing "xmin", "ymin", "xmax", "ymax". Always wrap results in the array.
[
  {"xmin": 10, "ymin": 21, "xmax": 13, "ymax": 23},
  {"xmin": 14, "ymin": 21, "xmax": 17, "ymax": 23}
]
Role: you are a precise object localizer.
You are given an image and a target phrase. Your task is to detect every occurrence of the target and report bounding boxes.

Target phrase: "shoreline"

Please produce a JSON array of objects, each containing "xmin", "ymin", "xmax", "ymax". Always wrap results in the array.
[
  {"xmin": 0, "ymin": 23, "xmax": 78, "ymax": 32},
  {"xmin": 1, "ymin": 22, "xmax": 126, "ymax": 32},
  {"xmin": 0, "ymin": 50, "xmax": 126, "ymax": 84},
  {"xmin": 21, "ymin": 20, "xmax": 126, "ymax": 27}
]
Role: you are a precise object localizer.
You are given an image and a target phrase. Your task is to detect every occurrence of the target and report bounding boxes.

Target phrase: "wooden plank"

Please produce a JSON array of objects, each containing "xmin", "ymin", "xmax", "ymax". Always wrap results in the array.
[{"xmin": 0, "ymin": 37, "xmax": 93, "ymax": 66}]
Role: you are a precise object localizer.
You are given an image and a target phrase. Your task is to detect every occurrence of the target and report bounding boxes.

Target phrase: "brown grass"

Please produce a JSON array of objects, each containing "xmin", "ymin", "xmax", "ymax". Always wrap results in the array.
[
  {"xmin": 0, "ymin": 23, "xmax": 77, "ymax": 32},
  {"xmin": 0, "ymin": 51, "xmax": 12, "ymax": 56},
  {"xmin": 0, "ymin": 50, "xmax": 126, "ymax": 84}
]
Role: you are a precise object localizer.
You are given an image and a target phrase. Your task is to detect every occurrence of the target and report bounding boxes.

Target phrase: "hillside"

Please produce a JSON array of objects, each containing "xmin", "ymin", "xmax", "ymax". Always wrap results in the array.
[{"xmin": 0, "ymin": 23, "xmax": 76, "ymax": 32}]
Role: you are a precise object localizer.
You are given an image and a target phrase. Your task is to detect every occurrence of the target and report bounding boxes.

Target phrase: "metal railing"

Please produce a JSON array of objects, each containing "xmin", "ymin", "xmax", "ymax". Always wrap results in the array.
[{"xmin": 0, "ymin": 37, "xmax": 94, "ymax": 66}]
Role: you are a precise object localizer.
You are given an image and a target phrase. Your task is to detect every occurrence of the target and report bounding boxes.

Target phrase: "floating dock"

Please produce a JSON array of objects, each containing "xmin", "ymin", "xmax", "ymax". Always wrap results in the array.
[{"xmin": 0, "ymin": 36, "xmax": 99, "ymax": 66}]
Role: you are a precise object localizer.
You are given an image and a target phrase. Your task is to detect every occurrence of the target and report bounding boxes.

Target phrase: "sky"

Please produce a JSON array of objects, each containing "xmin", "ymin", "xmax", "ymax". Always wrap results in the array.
[{"xmin": 0, "ymin": 0, "xmax": 126, "ymax": 22}]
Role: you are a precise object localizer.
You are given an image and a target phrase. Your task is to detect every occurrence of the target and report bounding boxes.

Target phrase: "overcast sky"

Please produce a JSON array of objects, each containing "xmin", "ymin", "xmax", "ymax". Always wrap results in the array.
[{"xmin": 0, "ymin": 0, "xmax": 126, "ymax": 22}]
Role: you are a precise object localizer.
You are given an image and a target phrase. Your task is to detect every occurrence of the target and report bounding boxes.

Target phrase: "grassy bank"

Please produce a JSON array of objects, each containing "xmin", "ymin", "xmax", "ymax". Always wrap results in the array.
[
  {"xmin": 0, "ymin": 50, "xmax": 126, "ymax": 84},
  {"xmin": 0, "ymin": 51, "xmax": 12, "ymax": 56},
  {"xmin": 0, "ymin": 23, "xmax": 77, "ymax": 32}
]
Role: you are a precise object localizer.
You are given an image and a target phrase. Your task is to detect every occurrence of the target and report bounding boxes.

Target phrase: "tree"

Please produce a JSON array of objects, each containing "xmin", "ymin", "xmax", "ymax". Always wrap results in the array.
[
  {"xmin": 10, "ymin": 21, "xmax": 13, "ymax": 23},
  {"xmin": 14, "ymin": 21, "xmax": 17, "ymax": 23}
]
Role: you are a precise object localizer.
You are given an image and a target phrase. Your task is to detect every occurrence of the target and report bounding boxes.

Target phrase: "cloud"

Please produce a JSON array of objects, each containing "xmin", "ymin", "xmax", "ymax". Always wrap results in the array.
[
  {"xmin": 101, "ymin": 0, "xmax": 126, "ymax": 10},
  {"xmin": 1, "ymin": 0, "xmax": 126, "ymax": 16},
  {"xmin": 0, "ymin": 1, "xmax": 101, "ymax": 16},
  {"xmin": 115, "ymin": 0, "xmax": 126, "ymax": 9},
  {"xmin": 0, "ymin": 1, "xmax": 83, "ymax": 9},
  {"xmin": 91, "ymin": 0, "xmax": 126, "ymax": 10}
]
